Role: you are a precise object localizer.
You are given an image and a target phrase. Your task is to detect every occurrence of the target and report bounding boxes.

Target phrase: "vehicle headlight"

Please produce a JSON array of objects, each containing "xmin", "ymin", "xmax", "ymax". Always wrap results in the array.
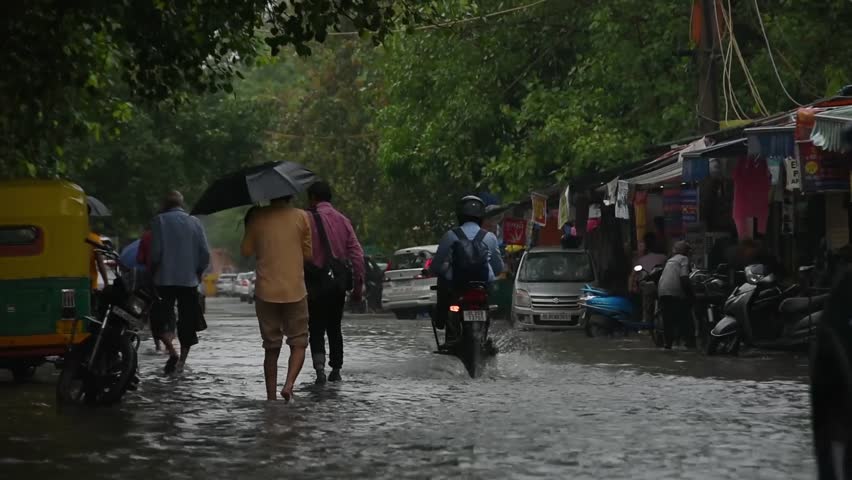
[{"xmin": 514, "ymin": 289, "xmax": 531, "ymax": 308}]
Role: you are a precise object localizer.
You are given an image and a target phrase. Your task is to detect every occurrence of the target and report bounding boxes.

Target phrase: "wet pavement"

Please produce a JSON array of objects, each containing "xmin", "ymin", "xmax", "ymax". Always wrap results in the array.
[{"xmin": 1, "ymin": 297, "xmax": 814, "ymax": 479}]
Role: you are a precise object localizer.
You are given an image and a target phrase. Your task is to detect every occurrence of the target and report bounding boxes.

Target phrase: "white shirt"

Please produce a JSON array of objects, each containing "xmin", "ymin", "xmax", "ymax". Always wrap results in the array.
[{"xmin": 658, "ymin": 254, "xmax": 690, "ymax": 297}]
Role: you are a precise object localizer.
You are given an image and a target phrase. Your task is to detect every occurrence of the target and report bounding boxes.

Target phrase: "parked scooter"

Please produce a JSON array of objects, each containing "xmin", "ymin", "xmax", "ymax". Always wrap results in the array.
[
  {"xmin": 580, "ymin": 283, "xmax": 661, "ymax": 345},
  {"xmin": 689, "ymin": 264, "xmax": 732, "ymax": 350},
  {"xmin": 708, "ymin": 264, "xmax": 827, "ymax": 355}
]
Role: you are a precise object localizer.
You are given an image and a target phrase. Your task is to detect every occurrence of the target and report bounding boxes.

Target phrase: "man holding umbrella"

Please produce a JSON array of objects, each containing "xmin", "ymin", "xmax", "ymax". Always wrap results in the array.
[
  {"xmin": 194, "ymin": 161, "xmax": 317, "ymax": 400},
  {"xmin": 241, "ymin": 197, "xmax": 312, "ymax": 401}
]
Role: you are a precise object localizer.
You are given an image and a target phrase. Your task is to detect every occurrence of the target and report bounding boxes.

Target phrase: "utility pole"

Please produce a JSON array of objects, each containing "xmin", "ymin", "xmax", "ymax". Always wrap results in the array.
[{"xmin": 697, "ymin": 0, "xmax": 720, "ymax": 133}]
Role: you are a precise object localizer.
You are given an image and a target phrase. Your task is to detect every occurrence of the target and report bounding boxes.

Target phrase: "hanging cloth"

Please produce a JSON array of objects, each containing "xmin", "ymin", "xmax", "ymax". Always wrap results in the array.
[{"xmin": 732, "ymin": 156, "xmax": 771, "ymax": 239}]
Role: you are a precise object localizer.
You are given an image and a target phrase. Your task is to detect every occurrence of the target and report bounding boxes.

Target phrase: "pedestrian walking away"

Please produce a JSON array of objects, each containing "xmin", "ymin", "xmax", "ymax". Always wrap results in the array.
[
  {"xmin": 241, "ymin": 198, "xmax": 312, "ymax": 401},
  {"xmin": 304, "ymin": 181, "xmax": 364, "ymax": 384},
  {"xmin": 150, "ymin": 191, "xmax": 211, "ymax": 374},
  {"xmin": 657, "ymin": 241, "xmax": 695, "ymax": 350}
]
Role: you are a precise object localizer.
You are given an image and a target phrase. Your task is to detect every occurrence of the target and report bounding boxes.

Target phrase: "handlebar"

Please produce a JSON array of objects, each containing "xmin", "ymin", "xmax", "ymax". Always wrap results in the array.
[{"xmin": 85, "ymin": 238, "xmax": 121, "ymax": 263}]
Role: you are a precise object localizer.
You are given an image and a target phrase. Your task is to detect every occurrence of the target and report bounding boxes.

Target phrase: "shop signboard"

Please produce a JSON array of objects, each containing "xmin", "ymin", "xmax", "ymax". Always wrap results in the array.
[
  {"xmin": 664, "ymin": 187, "xmax": 683, "ymax": 240},
  {"xmin": 798, "ymin": 140, "xmax": 851, "ymax": 193},
  {"xmin": 502, "ymin": 218, "xmax": 527, "ymax": 246},
  {"xmin": 785, "ymin": 156, "xmax": 802, "ymax": 191},
  {"xmin": 531, "ymin": 193, "xmax": 547, "ymax": 226},
  {"xmin": 681, "ymin": 188, "xmax": 699, "ymax": 226}
]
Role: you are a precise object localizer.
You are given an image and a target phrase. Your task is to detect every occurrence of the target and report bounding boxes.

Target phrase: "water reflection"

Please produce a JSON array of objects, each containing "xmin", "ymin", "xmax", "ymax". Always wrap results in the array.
[{"xmin": 0, "ymin": 298, "xmax": 813, "ymax": 479}]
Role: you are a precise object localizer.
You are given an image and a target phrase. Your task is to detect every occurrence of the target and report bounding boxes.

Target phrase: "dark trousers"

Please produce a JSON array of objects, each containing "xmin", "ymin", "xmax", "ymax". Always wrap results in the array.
[
  {"xmin": 154, "ymin": 286, "xmax": 201, "ymax": 348},
  {"xmin": 308, "ymin": 293, "xmax": 346, "ymax": 370},
  {"xmin": 659, "ymin": 296, "xmax": 695, "ymax": 348},
  {"xmin": 434, "ymin": 276, "xmax": 450, "ymax": 328}
]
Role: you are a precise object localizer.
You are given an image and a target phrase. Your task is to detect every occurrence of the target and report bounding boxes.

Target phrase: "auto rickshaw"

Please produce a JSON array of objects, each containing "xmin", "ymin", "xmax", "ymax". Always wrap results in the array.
[{"xmin": 0, "ymin": 179, "xmax": 91, "ymax": 382}]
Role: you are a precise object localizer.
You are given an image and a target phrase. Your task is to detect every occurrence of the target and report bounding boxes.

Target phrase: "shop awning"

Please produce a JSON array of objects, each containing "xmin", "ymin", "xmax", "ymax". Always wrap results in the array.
[
  {"xmin": 746, "ymin": 125, "xmax": 796, "ymax": 157},
  {"xmin": 681, "ymin": 137, "xmax": 747, "ymax": 160},
  {"xmin": 811, "ymin": 106, "xmax": 852, "ymax": 152},
  {"xmin": 621, "ymin": 138, "xmax": 708, "ymax": 185},
  {"xmin": 622, "ymin": 159, "xmax": 681, "ymax": 185}
]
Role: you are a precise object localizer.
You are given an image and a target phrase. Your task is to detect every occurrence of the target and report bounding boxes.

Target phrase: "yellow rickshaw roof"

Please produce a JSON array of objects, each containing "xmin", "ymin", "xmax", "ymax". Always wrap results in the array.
[{"xmin": 0, "ymin": 179, "xmax": 87, "ymax": 217}]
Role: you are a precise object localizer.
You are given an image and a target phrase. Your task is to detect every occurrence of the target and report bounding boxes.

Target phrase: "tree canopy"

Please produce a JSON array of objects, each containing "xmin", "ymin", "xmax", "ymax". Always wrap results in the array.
[
  {"xmin": 374, "ymin": 0, "xmax": 852, "ymax": 197},
  {"xmin": 5, "ymin": 0, "xmax": 852, "ymax": 255},
  {"xmin": 1, "ymin": 0, "xmax": 394, "ymax": 177}
]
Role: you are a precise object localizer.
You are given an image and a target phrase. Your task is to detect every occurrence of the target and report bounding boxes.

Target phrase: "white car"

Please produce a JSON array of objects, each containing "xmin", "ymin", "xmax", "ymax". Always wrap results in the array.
[
  {"xmin": 216, "ymin": 273, "xmax": 237, "ymax": 296},
  {"xmin": 381, "ymin": 245, "xmax": 439, "ymax": 319},
  {"xmin": 511, "ymin": 247, "xmax": 595, "ymax": 330},
  {"xmin": 236, "ymin": 272, "xmax": 254, "ymax": 302}
]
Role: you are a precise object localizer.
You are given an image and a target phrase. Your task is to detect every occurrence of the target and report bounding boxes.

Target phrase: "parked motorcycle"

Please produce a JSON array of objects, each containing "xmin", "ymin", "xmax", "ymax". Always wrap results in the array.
[
  {"xmin": 707, "ymin": 264, "xmax": 826, "ymax": 355},
  {"xmin": 430, "ymin": 282, "xmax": 497, "ymax": 378},
  {"xmin": 580, "ymin": 283, "xmax": 661, "ymax": 345},
  {"xmin": 57, "ymin": 241, "xmax": 155, "ymax": 405},
  {"xmin": 689, "ymin": 264, "xmax": 732, "ymax": 350}
]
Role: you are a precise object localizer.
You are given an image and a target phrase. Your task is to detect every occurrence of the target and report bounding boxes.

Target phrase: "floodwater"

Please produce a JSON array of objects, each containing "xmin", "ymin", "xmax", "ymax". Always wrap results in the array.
[{"xmin": 0, "ymin": 298, "xmax": 814, "ymax": 479}]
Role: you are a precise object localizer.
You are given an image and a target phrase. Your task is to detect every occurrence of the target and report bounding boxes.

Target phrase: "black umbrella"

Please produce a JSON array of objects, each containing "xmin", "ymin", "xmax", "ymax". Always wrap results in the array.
[
  {"xmin": 191, "ymin": 161, "xmax": 317, "ymax": 215},
  {"xmin": 87, "ymin": 196, "xmax": 112, "ymax": 217}
]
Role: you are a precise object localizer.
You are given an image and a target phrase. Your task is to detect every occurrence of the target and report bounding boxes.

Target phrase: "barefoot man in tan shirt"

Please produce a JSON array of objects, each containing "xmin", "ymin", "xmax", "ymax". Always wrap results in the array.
[{"xmin": 241, "ymin": 196, "xmax": 312, "ymax": 401}]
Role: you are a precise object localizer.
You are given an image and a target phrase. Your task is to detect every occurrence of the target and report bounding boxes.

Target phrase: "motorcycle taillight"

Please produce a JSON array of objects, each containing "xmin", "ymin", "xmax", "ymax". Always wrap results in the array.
[{"xmin": 461, "ymin": 288, "xmax": 487, "ymax": 306}]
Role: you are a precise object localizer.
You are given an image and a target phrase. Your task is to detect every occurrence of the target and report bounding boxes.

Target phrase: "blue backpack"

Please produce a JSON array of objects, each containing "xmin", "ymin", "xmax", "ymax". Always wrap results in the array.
[{"xmin": 451, "ymin": 228, "xmax": 490, "ymax": 287}]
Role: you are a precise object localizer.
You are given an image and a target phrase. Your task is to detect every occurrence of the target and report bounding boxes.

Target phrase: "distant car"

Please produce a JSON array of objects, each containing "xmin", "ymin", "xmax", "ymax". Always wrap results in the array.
[
  {"xmin": 236, "ymin": 272, "xmax": 254, "ymax": 302},
  {"xmin": 371, "ymin": 254, "xmax": 389, "ymax": 273},
  {"xmin": 511, "ymin": 247, "xmax": 595, "ymax": 329},
  {"xmin": 216, "ymin": 273, "xmax": 237, "ymax": 297},
  {"xmin": 364, "ymin": 256, "xmax": 385, "ymax": 312},
  {"xmin": 247, "ymin": 273, "xmax": 256, "ymax": 304},
  {"xmin": 349, "ymin": 256, "xmax": 385, "ymax": 314},
  {"xmin": 382, "ymin": 245, "xmax": 438, "ymax": 319}
]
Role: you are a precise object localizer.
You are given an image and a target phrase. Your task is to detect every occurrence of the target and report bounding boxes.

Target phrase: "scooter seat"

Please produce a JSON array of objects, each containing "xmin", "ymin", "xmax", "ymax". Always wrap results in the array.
[{"xmin": 778, "ymin": 294, "xmax": 830, "ymax": 314}]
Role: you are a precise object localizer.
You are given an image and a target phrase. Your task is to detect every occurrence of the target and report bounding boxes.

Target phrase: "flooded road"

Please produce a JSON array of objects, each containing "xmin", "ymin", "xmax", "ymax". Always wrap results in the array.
[{"xmin": 1, "ymin": 298, "xmax": 814, "ymax": 479}]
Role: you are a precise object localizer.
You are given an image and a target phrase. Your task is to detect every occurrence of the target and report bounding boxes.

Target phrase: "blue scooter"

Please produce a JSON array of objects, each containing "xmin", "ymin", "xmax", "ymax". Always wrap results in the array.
[{"xmin": 580, "ymin": 284, "xmax": 662, "ymax": 345}]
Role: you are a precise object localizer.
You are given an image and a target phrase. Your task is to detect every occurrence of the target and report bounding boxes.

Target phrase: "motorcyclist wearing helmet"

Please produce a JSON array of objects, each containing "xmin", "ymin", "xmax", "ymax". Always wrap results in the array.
[{"xmin": 428, "ymin": 196, "xmax": 503, "ymax": 344}]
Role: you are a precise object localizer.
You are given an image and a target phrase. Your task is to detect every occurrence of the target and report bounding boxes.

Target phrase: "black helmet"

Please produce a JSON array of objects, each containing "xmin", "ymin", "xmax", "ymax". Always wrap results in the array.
[{"xmin": 457, "ymin": 195, "xmax": 486, "ymax": 225}]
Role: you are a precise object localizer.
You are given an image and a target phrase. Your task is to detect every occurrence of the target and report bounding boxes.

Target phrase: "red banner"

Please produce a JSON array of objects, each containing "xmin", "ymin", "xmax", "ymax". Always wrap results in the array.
[{"xmin": 502, "ymin": 218, "xmax": 527, "ymax": 246}]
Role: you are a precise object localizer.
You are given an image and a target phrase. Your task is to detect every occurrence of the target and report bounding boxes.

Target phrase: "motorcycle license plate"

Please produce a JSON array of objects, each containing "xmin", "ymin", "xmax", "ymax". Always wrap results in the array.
[{"xmin": 463, "ymin": 311, "xmax": 487, "ymax": 322}]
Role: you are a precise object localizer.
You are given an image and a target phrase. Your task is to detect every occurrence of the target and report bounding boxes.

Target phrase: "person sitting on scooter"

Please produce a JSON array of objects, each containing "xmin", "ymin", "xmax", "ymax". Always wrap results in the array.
[
  {"xmin": 658, "ymin": 241, "xmax": 696, "ymax": 350},
  {"xmin": 429, "ymin": 196, "xmax": 503, "ymax": 346}
]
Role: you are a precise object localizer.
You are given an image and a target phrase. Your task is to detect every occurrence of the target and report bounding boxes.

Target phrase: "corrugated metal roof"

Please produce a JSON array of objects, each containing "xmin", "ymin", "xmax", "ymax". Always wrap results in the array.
[{"xmin": 812, "ymin": 106, "xmax": 852, "ymax": 152}]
